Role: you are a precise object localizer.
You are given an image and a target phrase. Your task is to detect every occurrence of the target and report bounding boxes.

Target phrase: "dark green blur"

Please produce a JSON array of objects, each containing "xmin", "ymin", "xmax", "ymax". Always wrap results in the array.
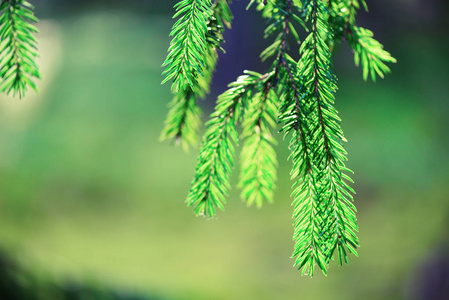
[{"xmin": 0, "ymin": 1, "xmax": 448, "ymax": 300}]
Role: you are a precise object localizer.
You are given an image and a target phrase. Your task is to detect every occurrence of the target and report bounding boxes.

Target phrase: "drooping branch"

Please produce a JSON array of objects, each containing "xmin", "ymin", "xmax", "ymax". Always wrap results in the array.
[
  {"xmin": 160, "ymin": 1, "xmax": 233, "ymax": 149},
  {"xmin": 0, "ymin": 0, "xmax": 40, "ymax": 97},
  {"xmin": 187, "ymin": 71, "xmax": 268, "ymax": 217},
  {"xmin": 162, "ymin": 0, "xmax": 396, "ymax": 277}
]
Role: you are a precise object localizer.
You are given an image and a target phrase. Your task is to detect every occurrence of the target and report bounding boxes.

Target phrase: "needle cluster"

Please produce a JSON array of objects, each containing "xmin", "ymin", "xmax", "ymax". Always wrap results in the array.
[
  {"xmin": 0, "ymin": 0, "xmax": 40, "ymax": 97},
  {"xmin": 161, "ymin": 0, "xmax": 396, "ymax": 276}
]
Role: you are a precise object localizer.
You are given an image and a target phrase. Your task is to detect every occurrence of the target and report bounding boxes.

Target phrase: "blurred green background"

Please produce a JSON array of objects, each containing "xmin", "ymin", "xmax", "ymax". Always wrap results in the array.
[{"xmin": 0, "ymin": 0, "xmax": 448, "ymax": 299}]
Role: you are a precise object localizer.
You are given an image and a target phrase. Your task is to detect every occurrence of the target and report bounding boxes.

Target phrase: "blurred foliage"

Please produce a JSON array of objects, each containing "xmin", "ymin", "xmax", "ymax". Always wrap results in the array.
[
  {"xmin": 0, "ymin": 1, "xmax": 447, "ymax": 300},
  {"xmin": 0, "ymin": 249, "xmax": 162, "ymax": 300}
]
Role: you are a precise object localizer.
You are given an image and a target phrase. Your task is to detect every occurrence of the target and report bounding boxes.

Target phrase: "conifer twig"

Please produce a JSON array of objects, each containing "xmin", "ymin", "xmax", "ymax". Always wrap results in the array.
[
  {"xmin": 187, "ymin": 71, "xmax": 268, "ymax": 217},
  {"xmin": 160, "ymin": 0, "xmax": 232, "ymax": 150},
  {"xmin": 0, "ymin": 0, "xmax": 40, "ymax": 98}
]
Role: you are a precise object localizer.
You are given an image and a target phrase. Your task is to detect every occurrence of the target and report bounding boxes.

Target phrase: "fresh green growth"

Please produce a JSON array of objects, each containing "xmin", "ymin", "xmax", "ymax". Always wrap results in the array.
[
  {"xmin": 328, "ymin": 0, "xmax": 397, "ymax": 81},
  {"xmin": 161, "ymin": 0, "xmax": 214, "ymax": 91},
  {"xmin": 0, "ymin": 0, "xmax": 40, "ymax": 97},
  {"xmin": 160, "ymin": 0, "xmax": 232, "ymax": 150},
  {"xmin": 239, "ymin": 83, "xmax": 279, "ymax": 208},
  {"xmin": 161, "ymin": 0, "xmax": 396, "ymax": 276},
  {"xmin": 281, "ymin": 0, "xmax": 360, "ymax": 276},
  {"xmin": 187, "ymin": 71, "xmax": 268, "ymax": 216},
  {"xmin": 348, "ymin": 26, "xmax": 397, "ymax": 81}
]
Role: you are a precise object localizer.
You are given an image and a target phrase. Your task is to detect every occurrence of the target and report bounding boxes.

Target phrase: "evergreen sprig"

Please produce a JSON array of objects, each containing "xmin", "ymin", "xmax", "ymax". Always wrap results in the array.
[
  {"xmin": 162, "ymin": 0, "xmax": 396, "ymax": 276},
  {"xmin": 187, "ymin": 71, "xmax": 267, "ymax": 217},
  {"xmin": 160, "ymin": 0, "xmax": 232, "ymax": 150},
  {"xmin": 0, "ymin": 0, "xmax": 40, "ymax": 98},
  {"xmin": 161, "ymin": 0, "xmax": 214, "ymax": 91},
  {"xmin": 348, "ymin": 26, "xmax": 397, "ymax": 81},
  {"xmin": 328, "ymin": 0, "xmax": 397, "ymax": 81},
  {"xmin": 238, "ymin": 0, "xmax": 304, "ymax": 208},
  {"xmin": 160, "ymin": 87, "xmax": 203, "ymax": 150},
  {"xmin": 239, "ymin": 81, "xmax": 279, "ymax": 207},
  {"xmin": 274, "ymin": 0, "xmax": 359, "ymax": 276}
]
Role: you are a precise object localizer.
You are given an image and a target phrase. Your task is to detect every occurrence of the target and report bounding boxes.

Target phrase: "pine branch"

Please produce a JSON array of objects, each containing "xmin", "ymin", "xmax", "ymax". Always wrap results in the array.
[
  {"xmin": 161, "ymin": 0, "xmax": 214, "ymax": 91},
  {"xmin": 187, "ymin": 71, "xmax": 266, "ymax": 217},
  {"xmin": 260, "ymin": 0, "xmax": 305, "ymax": 63},
  {"xmin": 238, "ymin": 0, "xmax": 305, "ymax": 209},
  {"xmin": 160, "ymin": 1, "xmax": 232, "ymax": 149},
  {"xmin": 290, "ymin": 159, "xmax": 328, "ymax": 275},
  {"xmin": 239, "ymin": 79, "xmax": 279, "ymax": 207},
  {"xmin": 160, "ymin": 44, "xmax": 217, "ymax": 150},
  {"xmin": 279, "ymin": 61, "xmax": 331, "ymax": 276},
  {"xmin": 254, "ymin": 1, "xmax": 335, "ymax": 274},
  {"xmin": 327, "ymin": 0, "xmax": 396, "ymax": 81},
  {"xmin": 160, "ymin": 87, "xmax": 203, "ymax": 150},
  {"xmin": 0, "ymin": 0, "xmax": 40, "ymax": 98},
  {"xmin": 262, "ymin": 0, "xmax": 327, "ymax": 276},
  {"xmin": 347, "ymin": 26, "xmax": 397, "ymax": 81},
  {"xmin": 279, "ymin": 67, "xmax": 329, "ymax": 275},
  {"xmin": 291, "ymin": 0, "xmax": 359, "ymax": 275},
  {"xmin": 162, "ymin": 0, "xmax": 395, "ymax": 277}
]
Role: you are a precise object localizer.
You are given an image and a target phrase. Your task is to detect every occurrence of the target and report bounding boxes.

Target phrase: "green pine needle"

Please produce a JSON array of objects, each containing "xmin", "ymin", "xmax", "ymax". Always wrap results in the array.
[
  {"xmin": 160, "ymin": 43, "xmax": 217, "ymax": 150},
  {"xmin": 160, "ymin": 0, "xmax": 232, "ymax": 149},
  {"xmin": 327, "ymin": 0, "xmax": 396, "ymax": 82},
  {"xmin": 277, "ymin": 0, "xmax": 361, "ymax": 276},
  {"xmin": 161, "ymin": 0, "xmax": 214, "ymax": 92},
  {"xmin": 348, "ymin": 26, "xmax": 397, "ymax": 81},
  {"xmin": 187, "ymin": 71, "xmax": 266, "ymax": 218},
  {"xmin": 0, "ymin": 0, "xmax": 40, "ymax": 98},
  {"xmin": 160, "ymin": 87, "xmax": 203, "ymax": 151},
  {"xmin": 239, "ymin": 81, "xmax": 279, "ymax": 207}
]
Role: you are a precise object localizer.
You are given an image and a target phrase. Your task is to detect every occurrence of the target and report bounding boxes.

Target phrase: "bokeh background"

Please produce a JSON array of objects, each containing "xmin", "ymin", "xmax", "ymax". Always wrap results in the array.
[{"xmin": 0, "ymin": 0, "xmax": 448, "ymax": 299}]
